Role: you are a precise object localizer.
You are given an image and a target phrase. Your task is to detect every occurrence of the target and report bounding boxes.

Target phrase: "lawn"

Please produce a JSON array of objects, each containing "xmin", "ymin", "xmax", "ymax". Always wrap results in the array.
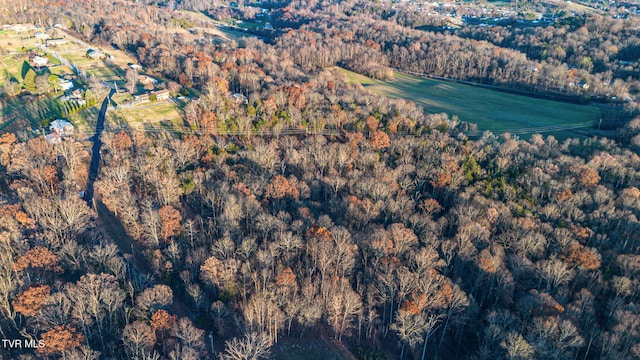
[
  {"xmin": 67, "ymin": 105, "xmax": 101, "ymax": 132},
  {"xmin": 49, "ymin": 65, "xmax": 74, "ymax": 76},
  {"xmin": 2, "ymin": 94, "xmax": 66, "ymax": 128},
  {"xmin": 0, "ymin": 54, "xmax": 23, "ymax": 85},
  {"xmin": 338, "ymin": 67, "xmax": 602, "ymax": 139},
  {"xmin": 84, "ymin": 65, "xmax": 124, "ymax": 83},
  {"xmin": 178, "ymin": 10, "xmax": 255, "ymax": 42},
  {"xmin": 55, "ymin": 41, "xmax": 134, "ymax": 85},
  {"xmin": 107, "ymin": 101, "xmax": 182, "ymax": 127}
]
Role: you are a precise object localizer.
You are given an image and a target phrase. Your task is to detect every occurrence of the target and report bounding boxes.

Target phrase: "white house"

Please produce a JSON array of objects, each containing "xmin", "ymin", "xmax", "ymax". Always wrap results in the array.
[
  {"xmin": 49, "ymin": 119, "xmax": 74, "ymax": 137},
  {"xmin": 87, "ymin": 49, "xmax": 104, "ymax": 59},
  {"xmin": 60, "ymin": 80, "xmax": 74, "ymax": 91},
  {"xmin": 45, "ymin": 132, "xmax": 62, "ymax": 144},
  {"xmin": 34, "ymin": 32, "xmax": 50, "ymax": 40},
  {"xmin": 154, "ymin": 89, "xmax": 171, "ymax": 101},
  {"xmin": 232, "ymin": 93, "xmax": 248, "ymax": 104},
  {"xmin": 32, "ymin": 55, "xmax": 48, "ymax": 67},
  {"xmin": 46, "ymin": 38, "xmax": 67, "ymax": 47}
]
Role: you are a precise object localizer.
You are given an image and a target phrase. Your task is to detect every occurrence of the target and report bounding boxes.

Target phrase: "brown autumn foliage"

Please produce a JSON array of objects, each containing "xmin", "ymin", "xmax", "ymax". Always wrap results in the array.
[
  {"xmin": 562, "ymin": 242, "xmax": 601, "ymax": 270},
  {"xmin": 12, "ymin": 284, "xmax": 51, "ymax": 316},
  {"xmin": 3, "ymin": 2, "xmax": 640, "ymax": 359},
  {"xmin": 200, "ymin": 110, "xmax": 218, "ymax": 132},
  {"xmin": 419, "ymin": 198, "xmax": 443, "ymax": 215},
  {"xmin": 151, "ymin": 309, "xmax": 177, "ymax": 331},
  {"xmin": 0, "ymin": 204, "xmax": 32, "ymax": 227},
  {"xmin": 365, "ymin": 116, "xmax": 379, "ymax": 132},
  {"xmin": 0, "ymin": 132, "xmax": 17, "ymax": 145},
  {"xmin": 555, "ymin": 188, "xmax": 574, "ymax": 202},
  {"xmin": 576, "ymin": 167, "xmax": 601, "ymax": 189},
  {"xmin": 369, "ymin": 130, "xmax": 391, "ymax": 150},
  {"xmin": 569, "ymin": 224, "xmax": 592, "ymax": 240},
  {"xmin": 399, "ymin": 299, "xmax": 420, "ymax": 315},
  {"xmin": 159, "ymin": 205, "xmax": 182, "ymax": 240},
  {"xmin": 0, "ymin": 203, "xmax": 19, "ymax": 216},
  {"xmin": 430, "ymin": 172, "xmax": 452, "ymax": 190},
  {"xmin": 275, "ymin": 267, "xmax": 297, "ymax": 288},
  {"xmin": 306, "ymin": 226, "xmax": 331, "ymax": 240},
  {"xmin": 15, "ymin": 210, "xmax": 35, "ymax": 228},
  {"xmin": 265, "ymin": 175, "xmax": 300, "ymax": 200},
  {"xmin": 0, "ymin": 132, "xmax": 16, "ymax": 166},
  {"xmin": 112, "ymin": 131, "xmax": 133, "ymax": 152},
  {"xmin": 38, "ymin": 325, "xmax": 84, "ymax": 354},
  {"xmin": 539, "ymin": 292, "xmax": 565, "ymax": 316},
  {"xmin": 14, "ymin": 246, "xmax": 63, "ymax": 273},
  {"xmin": 29, "ymin": 165, "xmax": 60, "ymax": 190}
]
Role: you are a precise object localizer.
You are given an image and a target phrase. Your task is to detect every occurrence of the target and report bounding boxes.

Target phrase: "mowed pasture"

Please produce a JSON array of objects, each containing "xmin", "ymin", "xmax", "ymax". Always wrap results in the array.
[
  {"xmin": 338, "ymin": 68, "xmax": 602, "ymax": 139},
  {"xmin": 107, "ymin": 102, "xmax": 182, "ymax": 127}
]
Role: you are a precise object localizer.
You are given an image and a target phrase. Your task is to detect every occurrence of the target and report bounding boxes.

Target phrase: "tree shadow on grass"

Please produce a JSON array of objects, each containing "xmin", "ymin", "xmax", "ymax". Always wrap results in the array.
[
  {"xmin": 83, "ymin": 88, "xmax": 115, "ymax": 204},
  {"xmin": 107, "ymin": 110, "xmax": 130, "ymax": 131},
  {"xmin": 141, "ymin": 121, "xmax": 176, "ymax": 141},
  {"xmin": 99, "ymin": 58, "xmax": 127, "ymax": 88},
  {"xmin": 4, "ymin": 94, "xmax": 65, "ymax": 130}
]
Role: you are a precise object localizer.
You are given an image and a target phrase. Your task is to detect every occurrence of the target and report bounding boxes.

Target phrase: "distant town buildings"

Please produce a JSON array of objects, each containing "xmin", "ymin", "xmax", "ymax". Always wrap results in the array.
[{"xmin": 6, "ymin": 23, "xmax": 37, "ymax": 33}]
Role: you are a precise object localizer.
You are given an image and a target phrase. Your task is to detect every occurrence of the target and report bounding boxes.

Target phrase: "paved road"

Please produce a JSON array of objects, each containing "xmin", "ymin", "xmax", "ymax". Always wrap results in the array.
[{"xmin": 83, "ymin": 87, "xmax": 115, "ymax": 204}]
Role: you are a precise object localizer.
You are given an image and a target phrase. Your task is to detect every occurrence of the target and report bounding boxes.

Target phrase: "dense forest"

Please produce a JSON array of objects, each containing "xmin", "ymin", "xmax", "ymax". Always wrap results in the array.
[{"xmin": 1, "ymin": 0, "xmax": 640, "ymax": 359}]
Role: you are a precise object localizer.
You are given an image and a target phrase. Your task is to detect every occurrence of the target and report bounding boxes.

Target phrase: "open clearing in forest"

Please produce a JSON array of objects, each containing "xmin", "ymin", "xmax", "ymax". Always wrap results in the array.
[
  {"xmin": 179, "ymin": 10, "xmax": 252, "ymax": 42},
  {"xmin": 107, "ymin": 101, "xmax": 182, "ymax": 126},
  {"xmin": 337, "ymin": 67, "xmax": 602, "ymax": 139}
]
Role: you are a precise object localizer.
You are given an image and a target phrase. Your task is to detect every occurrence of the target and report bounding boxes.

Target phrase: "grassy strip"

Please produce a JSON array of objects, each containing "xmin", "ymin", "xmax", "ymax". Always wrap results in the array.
[{"xmin": 338, "ymin": 67, "xmax": 601, "ymax": 138}]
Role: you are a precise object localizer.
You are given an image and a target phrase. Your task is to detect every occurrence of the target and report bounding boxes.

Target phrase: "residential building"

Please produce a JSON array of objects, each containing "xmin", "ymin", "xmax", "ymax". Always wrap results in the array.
[
  {"xmin": 46, "ymin": 38, "xmax": 67, "ymax": 47},
  {"xmin": 154, "ymin": 89, "xmax": 171, "ymax": 101},
  {"xmin": 60, "ymin": 80, "xmax": 74, "ymax": 91},
  {"xmin": 49, "ymin": 119, "xmax": 74, "ymax": 137},
  {"xmin": 32, "ymin": 55, "xmax": 48, "ymax": 67},
  {"xmin": 34, "ymin": 32, "xmax": 50, "ymax": 40},
  {"xmin": 87, "ymin": 49, "xmax": 104, "ymax": 59}
]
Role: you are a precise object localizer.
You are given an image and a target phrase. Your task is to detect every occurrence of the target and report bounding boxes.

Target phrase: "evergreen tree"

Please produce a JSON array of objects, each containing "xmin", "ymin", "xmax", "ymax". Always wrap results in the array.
[
  {"xmin": 23, "ymin": 69, "xmax": 37, "ymax": 93},
  {"xmin": 48, "ymin": 74, "xmax": 60, "ymax": 93},
  {"xmin": 84, "ymin": 89, "xmax": 97, "ymax": 105}
]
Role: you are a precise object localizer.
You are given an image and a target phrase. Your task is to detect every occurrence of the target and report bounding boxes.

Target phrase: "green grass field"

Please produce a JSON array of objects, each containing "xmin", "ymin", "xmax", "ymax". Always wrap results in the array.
[
  {"xmin": 107, "ymin": 101, "xmax": 182, "ymax": 126},
  {"xmin": 338, "ymin": 68, "xmax": 602, "ymax": 139},
  {"xmin": 2, "ymin": 95, "xmax": 65, "ymax": 127},
  {"xmin": 178, "ymin": 10, "xmax": 256, "ymax": 41}
]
